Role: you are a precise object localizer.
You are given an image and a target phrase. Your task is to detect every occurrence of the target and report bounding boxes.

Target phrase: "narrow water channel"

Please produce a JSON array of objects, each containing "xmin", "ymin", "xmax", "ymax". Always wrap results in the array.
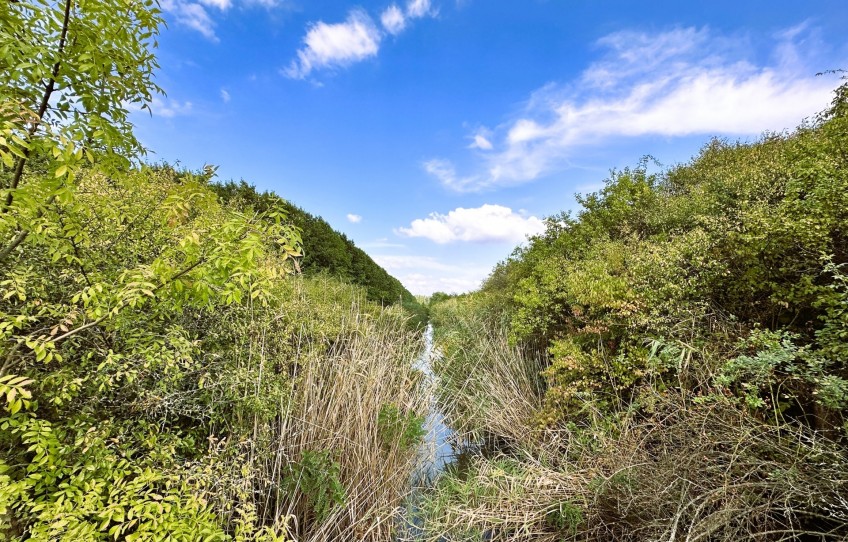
[
  {"xmin": 397, "ymin": 323, "xmax": 456, "ymax": 540},
  {"xmin": 413, "ymin": 323, "xmax": 455, "ymax": 482}
]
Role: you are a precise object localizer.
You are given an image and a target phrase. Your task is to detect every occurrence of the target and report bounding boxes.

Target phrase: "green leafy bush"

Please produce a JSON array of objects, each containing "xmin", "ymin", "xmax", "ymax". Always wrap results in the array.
[
  {"xmin": 377, "ymin": 404, "xmax": 426, "ymax": 452},
  {"xmin": 545, "ymin": 500, "xmax": 584, "ymax": 535},
  {"xmin": 425, "ymin": 80, "xmax": 848, "ymax": 541},
  {"xmin": 285, "ymin": 451, "xmax": 346, "ymax": 524}
]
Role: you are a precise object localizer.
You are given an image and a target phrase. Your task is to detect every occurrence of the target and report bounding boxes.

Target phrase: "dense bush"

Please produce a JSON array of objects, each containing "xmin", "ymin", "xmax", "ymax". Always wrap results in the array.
[
  {"xmin": 424, "ymin": 82, "xmax": 848, "ymax": 541},
  {"xmin": 0, "ymin": 165, "xmax": 429, "ymax": 540},
  {"xmin": 476, "ymin": 82, "xmax": 848, "ymax": 431}
]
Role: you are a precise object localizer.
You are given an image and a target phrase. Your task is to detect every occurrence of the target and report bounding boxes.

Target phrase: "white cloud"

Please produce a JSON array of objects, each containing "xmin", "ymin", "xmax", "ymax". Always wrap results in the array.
[
  {"xmin": 140, "ymin": 96, "xmax": 193, "ymax": 118},
  {"xmin": 423, "ymin": 159, "xmax": 480, "ymax": 192},
  {"xmin": 286, "ymin": 3, "xmax": 437, "ymax": 79},
  {"xmin": 374, "ymin": 254, "xmax": 455, "ymax": 271},
  {"xmin": 198, "ymin": 0, "xmax": 231, "ymax": 10},
  {"xmin": 426, "ymin": 24, "xmax": 839, "ymax": 192},
  {"xmin": 381, "ymin": 5, "xmax": 406, "ymax": 35},
  {"xmin": 390, "ymin": 272, "xmax": 482, "ymax": 296},
  {"xmin": 244, "ymin": 0, "xmax": 279, "ymax": 6},
  {"xmin": 161, "ymin": 0, "xmax": 287, "ymax": 38},
  {"xmin": 406, "ymin": 0, "xmax": 434, "ymax": 18},
  {"xmin": 220, "ymin": 89, "xmax": 231, "ymax": 102},
  {"xmin": 373, "ymin": 255, "xmax": 489, "ymax": 295},
  {"xmin": 361, "ymin": 237, "xmax": 406, "ymax": 249},
  {"xmin": 469, "ymin": 133, "xmax": 493, "ymax": 150},
  {"xmin": 346, "ymin": 213, "xmax": 363, "ymax": 223},
  {"xmin": 285, "ymin": 10, "xmax": 382, "ymax": 79},
  {"xmin": 160, "ymin": 0, "xmax": 218, "ymax": 40},
  {"xmin": 396, "ymin": 204, "xmax": 545, "ymax": 244},
  {"xmin": 507, "ymin": 119, "xmax": 547, "ymax": 144}
]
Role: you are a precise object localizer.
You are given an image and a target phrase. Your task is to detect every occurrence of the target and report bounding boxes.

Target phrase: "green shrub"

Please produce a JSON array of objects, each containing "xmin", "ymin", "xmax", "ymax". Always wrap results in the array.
[
  {"xmin": 545, "ymin": 501, "xmax": 584, "ymax": 535},
  {"xmin": 377, "ymin": 403, "xmax": 426, "ymax": 452},
  {"xmin": 285, "ymin": 450, "xmax": 346, "ymax": 524}
]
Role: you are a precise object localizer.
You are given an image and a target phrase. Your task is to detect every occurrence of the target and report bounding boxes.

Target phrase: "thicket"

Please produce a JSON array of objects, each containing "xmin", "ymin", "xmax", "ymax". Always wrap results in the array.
[
  {"xmin": 425, "ymin": 81, "xmax": 848, "ymax": 541},
  {"xmin": 0, "ymin": 0, "xmax": 428, "ymax": 539},
  {"xmin": 211, "ymin": 181, "xmax": 428, "ymax": 328}
]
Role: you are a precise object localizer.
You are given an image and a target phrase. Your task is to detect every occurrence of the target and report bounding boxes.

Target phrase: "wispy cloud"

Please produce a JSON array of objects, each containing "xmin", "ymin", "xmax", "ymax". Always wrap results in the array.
[
  {"xmin": 381, "ymin": 5, "xmax": 406, "ymax": 35},
  {"xmin": 285, "ymin": 10, "xmax": 382, "ymax": 79},
  {"xmin": 198, "ymin": 0, "xmax": 232, "ymax": 10},
  {"xmin": 160, "ymin": 0, "xmax": 283, "ymax": 40},
  {"xmin": 134, "ymin": 96, "xmax": 194, "ymax": 118},
  {"xmin": 361, "ymin": 237, "xmax": 406, "ymax": 249},
  {"xmin": 372, "ymin": 255, "xmax": 488, "ymax": 295},
  {"xmin": 346, "ymin": 213, "xmax": 363, "ymax": 223},
  {"xmin": 160, "ymin": 0, "xmax": 219, "ymax": 41},
  {"xmin": 374, "ymin": 254, "xmax": 456, "ymax": 271},
  {"xmin": 396, "ymin": 204, "xmax": 545, "ymax": 244},
  {"xmin": 406, "ymin": 0, "xmax": 435, "ymax": 19},
  {"xmin": 468, "ymin": 133, "xmax": 493, "ymax": 150},
  {"xmin": 287, "ymin": 2, "xmax": 438, "ymax": 79},
  {"xmin": 422, "ymin": 159, "xmax": 481, "ymax": 192},
  {"xmin": 426, "ymin": 24, "xmax": 839, "ymax": 192},
  {"xmin": 220, "ymin": 89, "xmax": 231, "ymax": 102}
]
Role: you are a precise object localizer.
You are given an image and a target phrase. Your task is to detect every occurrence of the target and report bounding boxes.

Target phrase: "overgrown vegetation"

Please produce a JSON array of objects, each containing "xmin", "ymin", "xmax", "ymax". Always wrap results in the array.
[
  {"xmin": 0, "ymin": 0, "xmax": 428, "ymax": 539},
  {"xmin": 212, "ymin": 181, "xmax": 428, "ymax": 328},
  {"xmin": 424, "ymin": 79, "xmax": 848, "ymax": 540},
  {"xmin": 4, "ymin": 0, "xmax": 847, "ymax": 539},
  {"xmin": 378, "ymin": 404, "xmax": 427, "ymax": 452}
]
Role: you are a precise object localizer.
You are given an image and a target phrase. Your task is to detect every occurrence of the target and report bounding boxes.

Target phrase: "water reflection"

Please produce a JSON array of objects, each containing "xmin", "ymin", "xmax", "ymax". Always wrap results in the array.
[
  {"xmin": 412, "ymin": 323, "xmax": 456, "ymax": 484},
  {"xmin": 398, "ymin": 323, "xmax": 460, "ymax": 540}
]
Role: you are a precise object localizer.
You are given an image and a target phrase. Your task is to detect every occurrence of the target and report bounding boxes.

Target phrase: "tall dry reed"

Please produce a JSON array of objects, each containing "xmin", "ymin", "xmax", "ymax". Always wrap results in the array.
[
  {"xmin": 421, "ymin": 324, "xmax": 848, "ymax": 542},
  {"xmin": 199, "ymin": 286, "xmax": 432, "ymax": 542}
]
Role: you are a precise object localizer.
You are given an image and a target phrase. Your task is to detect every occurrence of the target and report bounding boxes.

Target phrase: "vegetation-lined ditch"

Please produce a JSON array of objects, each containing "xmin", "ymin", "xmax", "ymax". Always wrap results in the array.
[
  {"xmin": 2, "ymin": 0, "xmax": 847, "ymax": 539},
  {"xmin": 412, "ymin": 324, "xmax": 456, "ymax": 484}
]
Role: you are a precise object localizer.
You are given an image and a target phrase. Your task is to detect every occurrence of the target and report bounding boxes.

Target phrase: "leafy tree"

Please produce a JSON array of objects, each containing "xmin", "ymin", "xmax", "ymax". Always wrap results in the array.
[
  {"xmin": 0, "ymin": 0, "xmax": 163, "ymax": 261},
  {"xmin": 0, "ymin": 165, "xmax": 302, "ymax": 538}
]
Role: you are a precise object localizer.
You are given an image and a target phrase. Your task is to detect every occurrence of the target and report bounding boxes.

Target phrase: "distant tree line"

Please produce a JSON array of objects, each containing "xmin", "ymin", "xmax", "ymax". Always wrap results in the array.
[{"xmin": 212, "ymin": 181, "xmax": 427, "ymax": 325}]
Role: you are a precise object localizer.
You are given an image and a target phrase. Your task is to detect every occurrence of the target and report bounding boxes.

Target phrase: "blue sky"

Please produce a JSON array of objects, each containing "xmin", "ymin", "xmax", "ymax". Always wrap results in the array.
[{"xmin": 133, "ymin": 0, "xmax": 848, "ymax": 295}]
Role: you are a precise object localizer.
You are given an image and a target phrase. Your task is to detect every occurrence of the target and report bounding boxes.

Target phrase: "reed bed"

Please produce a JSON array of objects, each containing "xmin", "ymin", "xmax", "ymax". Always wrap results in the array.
[
  {"xmin": 422, "ymin": 316, "xmax": 848, "ymax": 542},
  {"xmin": 432, "ymin": 314, "xmax": 549, "ymax": 456},
  {"xmin": 191, "ymin": 286, "xmax": 432, "ymax": 542}
]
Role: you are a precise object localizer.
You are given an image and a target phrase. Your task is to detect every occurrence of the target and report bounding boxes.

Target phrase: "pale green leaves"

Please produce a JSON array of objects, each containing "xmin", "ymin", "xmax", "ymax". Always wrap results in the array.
[
  {"xmin": 0, "ymin": 374, "xmax": 34, "ymax": 414},
  {"xmin": 0, "ymin": 0, "xmax": 163, "ymax": 163}
]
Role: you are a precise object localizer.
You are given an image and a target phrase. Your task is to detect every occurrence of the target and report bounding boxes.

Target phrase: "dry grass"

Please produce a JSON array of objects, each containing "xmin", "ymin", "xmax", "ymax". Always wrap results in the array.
[
  {"xmin": 276, "ymin": 309, "xmax": 429, "ymax": 542},
  {"xmin": 422, "ymin": 323, "xmax": 848, "ymax": 542},
  {"xmin": 433, "ymin": 318, "xmax": 548, "ymax": 456},
  {"xmin": 196, "ymin": 294, "xmax": 432, "ymax": 542},
  {"xmin": 420, "ymin": 392, "xmax": 848, "ymax": 541}
]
